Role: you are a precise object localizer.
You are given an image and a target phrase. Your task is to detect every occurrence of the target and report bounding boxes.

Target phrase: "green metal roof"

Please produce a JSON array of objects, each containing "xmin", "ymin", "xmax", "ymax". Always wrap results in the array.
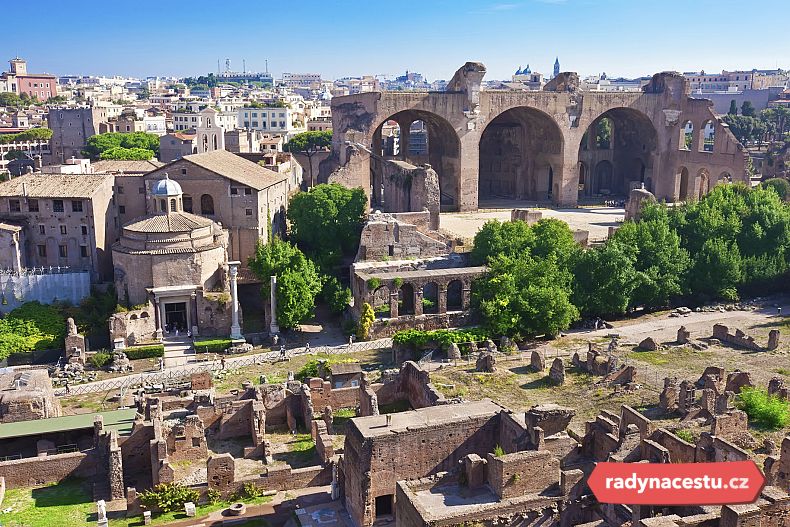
[{"xmin": 0, "ymin": 409, "xmax": 137, "ymax": 439}]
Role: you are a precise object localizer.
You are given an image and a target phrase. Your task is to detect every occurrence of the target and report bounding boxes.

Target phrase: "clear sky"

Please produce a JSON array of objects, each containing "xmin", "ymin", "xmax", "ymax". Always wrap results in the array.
[{"xmin": 3, "ymin": 0, "xmax": 788, "ymax": 81}]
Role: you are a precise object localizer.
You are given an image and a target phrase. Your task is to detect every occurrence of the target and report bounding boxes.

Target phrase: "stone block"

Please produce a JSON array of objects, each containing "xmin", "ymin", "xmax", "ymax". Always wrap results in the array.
[
  {"xmin": 530, "ymin": 350, "xmax": 545, "ymax": 372},
  {"xmin": 638, "ymin": 337, "xmax": 659, "ymax": 351},
  {"xmin": 548, "ymin": 358, "xmax": 565, "ymax": 385}
]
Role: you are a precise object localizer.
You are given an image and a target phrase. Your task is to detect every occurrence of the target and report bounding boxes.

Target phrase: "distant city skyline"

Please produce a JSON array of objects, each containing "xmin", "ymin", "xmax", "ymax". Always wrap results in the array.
[{"xmin": 3, "ymin": 0, "xmax": 788, "ymax": 82}]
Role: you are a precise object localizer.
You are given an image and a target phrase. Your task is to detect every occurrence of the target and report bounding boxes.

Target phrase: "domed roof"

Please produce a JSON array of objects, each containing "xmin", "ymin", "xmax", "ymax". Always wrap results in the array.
[
  {"xmin": 151, "ymin": 173, "xmax": 182, "ymax": 197},
  {"xmin": 123, "ymin": 211, "xmax": 214, "ymax": 234}
]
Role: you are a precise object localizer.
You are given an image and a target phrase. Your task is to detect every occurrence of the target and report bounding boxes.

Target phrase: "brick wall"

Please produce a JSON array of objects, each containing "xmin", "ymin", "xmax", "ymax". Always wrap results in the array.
[
  {"xmin": 0, "ymin": 451, "xmax": 97, "ymax": 487},
  {"xmin": 485, "ymin": 450, "xmax": 559, "ymax": 499}
]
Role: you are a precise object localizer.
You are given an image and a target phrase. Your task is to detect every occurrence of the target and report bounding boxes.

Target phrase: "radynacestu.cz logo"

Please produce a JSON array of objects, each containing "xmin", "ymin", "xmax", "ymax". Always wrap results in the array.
[{"xmin": 587, "ymin": 461, "xmax": 765, "ymax": 505}]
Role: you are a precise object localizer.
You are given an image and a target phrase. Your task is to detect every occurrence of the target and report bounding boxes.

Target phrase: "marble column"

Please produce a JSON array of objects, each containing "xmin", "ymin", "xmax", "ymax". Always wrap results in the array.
[
  {"xmin": 155, "ymin": 298, "xmax": 164, "ymax": 340},
  {"xmin": 228, "ymin": 261, "xmax": 243, "ymax": 340},
  {"xmin": 269, "ymin": 275, "xmax": 279, "ymax": 335}
]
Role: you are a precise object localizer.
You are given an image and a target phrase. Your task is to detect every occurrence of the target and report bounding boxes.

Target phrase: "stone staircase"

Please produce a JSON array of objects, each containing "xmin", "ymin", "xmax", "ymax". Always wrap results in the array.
[{"xmin": 162, "ymin": 336, "xmax": 195, "ymax": 368}]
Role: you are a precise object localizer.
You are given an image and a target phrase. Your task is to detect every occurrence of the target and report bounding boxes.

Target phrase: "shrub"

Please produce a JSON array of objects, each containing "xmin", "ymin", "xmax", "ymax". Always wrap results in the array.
[
  {"xmin": 139, "ymin": 482, "xmax": 199, "ymax": 512},
  {"xmin": 124, "ymin": 344, "xmax": 165, "ymax": 360},
  {"xmin": 205, "ymin": 488, "xmax": 221, "ymax": 505},
  {"xmin": 357, "ymin": 302, "xmax": 375, "ymax": 340},
  {"xmin": 296, "ymin": 356, "xmax": 358, "ymax": 382},
  {"xmin": 736, "ymin": 387, "xmax": 790, "ymax": 430},
  {"xmin": 0, "ymin": 301, "xmax": 66, "ymax": 360},
  {"xmin": 366, "ymin": 277, "xmax": 381, "ymax": 290},
  {"xmin": 193, "ymin": 338, "xmax": 232, "ymax": 353},
  {"xmin": 87, "ymin": 352, "xmax": 112, "ymax": 369},
  {"xmin": 674, "ymin": 429, "xmax": 695, "ymax": 443},
  {"xmin": 493, "ymin": 444, "xmax": 505, "ymax": 457},
  {"xmin": 392, "ymin": 277, "xmax": 403, "ymax": 288},
  {"xmin": 242, "ymin": 482, "xmax": 265, "ymax": 499},
  {"xmin": 392, "ymin": 328, "xmax": 489, "ymax": 351}
]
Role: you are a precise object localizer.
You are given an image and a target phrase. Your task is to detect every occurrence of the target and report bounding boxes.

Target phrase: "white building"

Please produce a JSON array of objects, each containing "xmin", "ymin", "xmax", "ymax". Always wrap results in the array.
[{"xmin": 238, "ymin": 106, "xmax": 304, "ymax": 139}]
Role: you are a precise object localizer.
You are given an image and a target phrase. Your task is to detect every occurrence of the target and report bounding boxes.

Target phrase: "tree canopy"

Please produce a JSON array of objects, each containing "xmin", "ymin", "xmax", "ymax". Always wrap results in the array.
[
  {"xmin": 248, "ymin": 237, "xmax": 322, "ymax": 329},
  {"xmin": 82, "ymin": 131, "xmax": 159, "ymax": 160},
  {"xmin": 287, "ymin": 183, "xmax": 366, "ymax": 273},
  {"xmin": 99, "ymin": 146, "xmax": 155, "ymax": 160},
  {"xmin": 0, "ymin": 128, "xmax": 53, "ymax": 144}
]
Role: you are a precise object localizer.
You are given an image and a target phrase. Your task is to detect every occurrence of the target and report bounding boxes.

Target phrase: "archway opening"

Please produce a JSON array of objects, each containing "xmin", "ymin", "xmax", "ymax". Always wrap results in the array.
[
  {"xmin": 372, "ymin": 286, "xmax": 391, "ymax": 319},
  {"xmin": 447, "ymin": 280, "xmax": 463, "ymax": 311},
  {"xmin": 398, "ymin": 283, "xmax": 415, "ymax": 316},
  {"xmin": 201, "ymin": 194, "xmax": 215, "ymax": 215},
  {"xmin": 578, "ymin": 107, "xmax": 658, "ymax": 199},
  {"xmin": 679, "ymin": 167, "xmax": 690, "ymax": 200},
  {"xmin": 422, "ymin": 282, "xmax": 438, "ymax": 314},
  {"xmin": 681, "ymin": 121, "xmax": 694, "ymax": 151},
  {"xmin": 702, "ymin": 120, "xmax": 715, "ymax": 152},
  {"xmin": 370, "ymin": 111, "xmax": 460, "ymax": 211},
  {"xmin": 478, "ymin": 106, "xmax": 564, "ymax": 205}
]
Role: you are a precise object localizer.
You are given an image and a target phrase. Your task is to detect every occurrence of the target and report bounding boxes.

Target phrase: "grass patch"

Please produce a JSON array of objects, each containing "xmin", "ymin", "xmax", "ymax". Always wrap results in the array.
[
  {"xmin": 776, "ymin": 368, "xmax": 790, "ymax": 376},
  {"xmin": 736, "ymin": 386, "xmax": 790, "ymax": 430},
  {"xmin": 119, "ymin": 495, "xmax": 272, "ymax": 527}
]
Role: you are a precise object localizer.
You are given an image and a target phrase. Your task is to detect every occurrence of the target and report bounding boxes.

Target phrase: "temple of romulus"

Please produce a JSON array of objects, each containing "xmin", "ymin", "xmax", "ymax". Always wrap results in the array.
[{"xmin": 323, "ymin": 62, "xmax": 748, "ymax": 210}]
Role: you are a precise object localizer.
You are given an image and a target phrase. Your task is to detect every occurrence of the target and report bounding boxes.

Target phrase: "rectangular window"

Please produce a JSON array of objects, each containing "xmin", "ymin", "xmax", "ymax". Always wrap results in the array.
[
  {"xmin": 230, "ymin": 188, "xmax": 238, "ymax": 195},
  {"xmin": 119, "ymin": 205, "xmax": 126, "ymax": 214},
  {"xmin": 181, "ymin": 168, "xmax": 187, "ymax": 175},
  {"xmin": 37, "ymin": 245, "xmax": 46, "ymax": 257},
  {"xmin": 53, "ymin": 199, "xmax": 64, "ymax": 212},
  {"xmin": 80, "ymin": 245, "xmax": 88, "ymax": 258},
  {"xmin": 117, "ymin": 186, "xmax": 124, "ymax": 194},
  {"xmin": 244, "ymin": 188, "xmax": 252, "ymax": 195},
  {"xmin": 245, "ymin": 208, "xmax": 253, "ymax": 216},
  {"xmin": 60, "ymin": 225, "xmax": 67, "ymax": 235},
  {"xmin": 39, "ymin": 224, "xmax": 45, "ymax": 235},
  {"xmin": 81, "ymin": 225, "xmax": 88, "ymax": 235},
  {"xmin": 9, "ymin": 199, "xmax": 20, "ymax": 212},
  {"xmin": 72, "ymin": 200, "xmax": 83, "ymax": 212},
  {"xmin": 139, "ymin": 186, "xmax": 145, "ymax": 194},
  {"xmin": 58, "ymin": 245, "xmax": 67, "ymax": 258},
  {"xmin": 28, "ymin": 199, "xmax": 39, "ymax": 212}
]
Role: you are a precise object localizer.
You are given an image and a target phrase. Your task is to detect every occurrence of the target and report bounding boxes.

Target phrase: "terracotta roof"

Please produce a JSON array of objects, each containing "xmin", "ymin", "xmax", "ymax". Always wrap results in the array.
[
  {"xmin": 92, "ymin": 159, "xmax": 165, "ymax": 174},
  {"xmin": 181, "ymin": 150, "xmax": 287, "ymax": 190},
  {"xmin": 0, "ymin": 174, "xmax": 111, "ymax": 198},
  {"xmin": 123, "ymin": 211, "xmax": 214, "ymax": 233}
]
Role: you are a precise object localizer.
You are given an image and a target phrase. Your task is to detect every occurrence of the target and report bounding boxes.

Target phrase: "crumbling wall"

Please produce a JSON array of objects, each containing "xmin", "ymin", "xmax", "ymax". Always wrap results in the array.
[
  {"xmin": 0, "ymin": 451, "xmax": 97, "ymax": 487},
  {"xmin": 485, "ymin": 450, "xmax": 560, "ymax": 499},
  {"xmin": 397, "ymin": 361, "xmax": 447, "ymax": 409}
]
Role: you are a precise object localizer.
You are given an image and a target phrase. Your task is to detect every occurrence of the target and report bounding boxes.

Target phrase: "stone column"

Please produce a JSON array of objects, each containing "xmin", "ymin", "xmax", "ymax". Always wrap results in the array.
[
  {"xmin": 462, "ymin": 285, "xmax": 471, "ymax": 310},
  {"xmin": 397, "ymin": 119, "xmax": 411, "ymax": 160},
  {"xmin": 228, "ymin": 261, "xmax": 243, "ymax": 340},
  {"xmin": 457, "ymin": 129, "xmax": 480, "ymax": 212},
  {"xmin": 156, "ymin": 298, "xmax": 165, "ymax": 339},
  {"xmin": 269, "ymin": 274, "xmax": 279, "ymax": 335},
  {"xmin": 438, "ymin": 285, "xmax": 448, "ymax": 314},
  {"xmin": 414, "ymin": 286, "xmax": 423, "ymax": 316},
  {"xmin": 389, "ymin": 291, "xmax": 399, "ymax": 318}
]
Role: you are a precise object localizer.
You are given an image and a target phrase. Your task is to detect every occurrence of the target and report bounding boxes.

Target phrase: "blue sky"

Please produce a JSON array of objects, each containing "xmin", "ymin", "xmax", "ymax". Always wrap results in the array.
[{"xmin": 2, "ymin": 0, "xmax": 788, "ymax": 81}]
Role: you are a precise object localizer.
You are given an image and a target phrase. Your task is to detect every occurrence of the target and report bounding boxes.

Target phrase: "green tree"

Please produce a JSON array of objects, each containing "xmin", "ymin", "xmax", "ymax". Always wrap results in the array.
[
  {"xmin": 99, "ymin": 146, "xmax": 155, "ymax": 160},
  {"xmin": 474, "ymin": 254, "xmax": 578, "ymax": 338},
  {"xmin": 357, "ymin": 302, "xmax": 375, "ymax": 340},
  {"xmin": 287, "ymin": 183, "xmax": 366, "ymax": 273},
  {"xmin": 572, "ymin": 242, "xmax": 638, "ymax": 317},
  {"xmin": 284, "ymin": 130, "xmax": 332, "ymax": 188},
  {"xmin": 3, "ymin": 149, "xmax": 27, "ymax": 161},
  {"xmin": 322, "ymin": 276, "xmax": 352, "ymax": 314},
  {"xmin": 611, "ymin": 205, "xmax": 689, "ymax": 309},
  {"xmin": 83, "ymin": 131, "xmax": 159, "ymax": 159},
  {"xmin": 728, "ymin": 99, "xmax": 738, "ymax": 115},
  {"xmin": 688, "ymin": 238, "xmax": 743, "ymax": 300},
  {"xmin": 741, "ymin": 100, "xmax": 756, "ymax": 117},
  {"xmin": 248, "ymin": 237, "xmax": 322, "ymax": 329},
  {"xmin": 762, "ymin": 178, "xmax": 790, "ymax": 200},
  {"xmin": 0, "ymin": 92, "xmax": 21, "ymax": 107},
  {"xmin": 470, "ymin": 219, "xmax": 535, "ymax": 265}
]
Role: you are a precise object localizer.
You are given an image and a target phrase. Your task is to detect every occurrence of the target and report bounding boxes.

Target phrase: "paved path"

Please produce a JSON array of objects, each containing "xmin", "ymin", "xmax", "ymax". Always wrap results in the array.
[{"xmin": 58, "ymin": 337, "xmax": 393, "ymax": 396}]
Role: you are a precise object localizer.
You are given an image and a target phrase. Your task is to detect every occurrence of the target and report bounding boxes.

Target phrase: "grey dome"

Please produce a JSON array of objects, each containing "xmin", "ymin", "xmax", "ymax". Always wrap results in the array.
[{"xmin": 151, "ymin": 173, "xmax": 182, "ymax": 196}]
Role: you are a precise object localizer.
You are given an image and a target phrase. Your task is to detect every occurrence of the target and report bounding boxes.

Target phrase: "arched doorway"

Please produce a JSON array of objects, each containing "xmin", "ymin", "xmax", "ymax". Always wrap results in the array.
[
  {"xmin": 200, "ymin": 194, "xmax": 214, "ymax": 215},
  {"xmin": 372, "ymin": 286, "xmax": 391, "ymax": 319},
  {"xmin": 578, "ymin": 107, "xmax": 658, "ymax": 198},
  {"xmin": 398, "ymin": 284, "xmax": 415, "ymax": 315},
  {"xmin": 679, "ymin": 167, "xmax": 690, "ymax": 200},
  {"xmin": 422, "ymin": 282, "xmax": 439, "ymax": 314},
  {"xmin": 447, "ymin": 280, "xmax": 463, "ymax": 311},
  {"xmin": 478, "ymin": 106, "xmax": 564, "ymax": 204},
  {"xmin": 370, "ymin": 111, "xmax": 460, "ymax": 211}
]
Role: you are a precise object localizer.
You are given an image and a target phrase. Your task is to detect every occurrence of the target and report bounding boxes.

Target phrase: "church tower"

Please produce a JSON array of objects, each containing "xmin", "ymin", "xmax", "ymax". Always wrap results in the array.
[{"xmin": 553, "ymin": 57, "xmax": 560, "ymax": 78}]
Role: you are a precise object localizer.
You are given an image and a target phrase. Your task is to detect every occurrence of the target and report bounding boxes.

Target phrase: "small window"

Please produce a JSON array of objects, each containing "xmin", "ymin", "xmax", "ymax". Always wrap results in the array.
[
  {"xmin": 230, "ymin": 187, "xmax": 238, "ymax": 195},
  {"xmin": 181, "ymin": 168, "xmax": 187, "ymax": 175},
  {"xmin": 37, "ymin": 245, "xmax": 46, "ymax": 257},
  {"xmin": 80, "ymin": 246, "xmax": 88, "ymax": 258},
  {"xmin": 60, "ymin": 225, "xmax": 67, "ymax": 235},
  {"xmin": 244, "ymin": 188, "xmax": 252, "ymax": 195},
  {"xmin": 72, "ymin": 200, "xmax": 83, "ymax": 212},
  {"xmin": 39, "ymin": 225, "xmax": 45, "ymax": 235},
  {"xmin": 191, "ymin": 437, "xmax": 201, "ymax": 448},
  {"xmin": 9, "ymin": 199, "xmax": 21, "ymax": 212},
  {"xmin": 53, "ymin": 199, "xmax": 64, "ymax": 212},
  {"xmin": 81, "ymin": 225, "xmax": 88, "ymax": 235},
  {"xmin": 245, "ymin": 208, "xmax": 253, "ymax": 216},
  {"xmin": 28, "ymin": 199, "xmax": 39, "ymax": 212},
  {"xmin": 170, "ymin": 199, "xmax": 177, "ymax": 212},
  {"xmin": 139, "ymin": 186, "xmax": 145, "ymax": 194},
  {"xmin": 119, "ymin": 205, "xmax": 126, "ymax": 214},
  {"xmin": 58, "ymin": 245, "xmax": 67, "ymax": 258},
  {"xmin": 117, "ymin": 186, "xmax": 124, "ymax": 194}
]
